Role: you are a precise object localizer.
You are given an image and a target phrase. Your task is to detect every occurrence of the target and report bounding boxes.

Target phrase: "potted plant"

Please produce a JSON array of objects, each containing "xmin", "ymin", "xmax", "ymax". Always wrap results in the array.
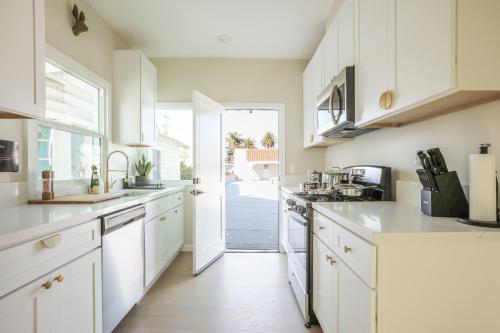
[{"xmin": 134, "ymin": 154, "xmax": 154, "ymax": 184}]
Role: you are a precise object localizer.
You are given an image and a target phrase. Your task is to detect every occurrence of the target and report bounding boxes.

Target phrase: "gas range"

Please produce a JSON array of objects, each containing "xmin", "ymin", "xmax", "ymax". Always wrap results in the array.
[{"xmin": 285, "ymin": 165, "xmax": 392, "ymax": 327}]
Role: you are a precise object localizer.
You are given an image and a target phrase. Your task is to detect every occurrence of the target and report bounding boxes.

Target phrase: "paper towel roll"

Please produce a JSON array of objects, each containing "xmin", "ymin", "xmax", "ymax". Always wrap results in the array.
[{"xmin": 469, "ymin": 153, "xmax": 497, "ymax": 221}]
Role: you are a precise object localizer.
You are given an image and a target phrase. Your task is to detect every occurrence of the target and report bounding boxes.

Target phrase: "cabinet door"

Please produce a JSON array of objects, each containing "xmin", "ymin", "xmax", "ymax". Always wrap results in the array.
[
  {"xmin": 313, "ymin": 236, "xmax": 338, "ymax": 333},
  {"xmin": 323, "ymin": 22, "xmax": 339, "ymax": 86},
  {"xmin": 0, "ymin": 249, "xmax": 102, "ymax": 333},
  {"xmin": 140, "ymin": 54, "xmax": 156, "ymax": 144},
  {"xmin": 338, "ymin": 260, "xmax": 375, "ymax": 333},
  {"xmin": 172, "ymin": 206, "xmax": 184, "ymax": 251},
  {"xmin": 50, "ymin": 249, "xmax": 102, "ymax": 333},
  {"xmin": 356, "ymin": 0, "xmax": 395, "ymax": 124},
  {"xmin": 338, "ymin": 0, "xmax": 355, "ymax": 69},
  {"xmin": 393, "ymin": 0, "xmax": 454, "ymax": 110},
  {"xmin": 312, "ymin": 48, "xmax": 324, "ymax": 102},
  {"xmin": 303, "ymin": 63, "xmax": 315, "ymax": 147},
  {"xmin": 145, "ymin": 216, "xmax": 165, "ymax": 286},
  {"xmin": 0, "ymin": 0, "xmax": 45, "ymax": 118}
]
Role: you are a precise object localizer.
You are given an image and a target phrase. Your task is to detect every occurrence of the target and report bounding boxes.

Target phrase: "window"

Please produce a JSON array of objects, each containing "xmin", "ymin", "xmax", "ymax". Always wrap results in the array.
[
  {"xmin": 45, "ymin": 62, "xmax": 100, "ymax": 132},
  {"xmin": 30, "ymin": 45, "xmax": 110, "ymax": 184},
  {"xmin": 37, "ymin": 126, "xmax": 102, "ymax": 181},
  {"xmin": 154, "ymin": 104, "xmax": 193, "ymax": 181}
]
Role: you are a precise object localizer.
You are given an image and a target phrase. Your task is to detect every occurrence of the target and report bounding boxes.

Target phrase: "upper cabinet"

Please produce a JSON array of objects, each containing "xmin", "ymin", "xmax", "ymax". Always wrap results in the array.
[
  {"xmin": 337, "ymin": 0, "xmax": 355, "ymax": 69},
  {"xmin": 355, "ymin": 0, "xmax": 395, "ymax": 124},
  {"xmin": 113, "ymin": 50, "xmax": 157, "ymax": 146},
  {"xmin": 323, "ymin": 22, "xmax": 339, "ymax": 88},
  {"xmin": 0, "ymin": 0, "xmax": 45, "ymax": 119},
  {"xmin": 355, "ymin": 0, "xmax": 500, "ymax": 127}
]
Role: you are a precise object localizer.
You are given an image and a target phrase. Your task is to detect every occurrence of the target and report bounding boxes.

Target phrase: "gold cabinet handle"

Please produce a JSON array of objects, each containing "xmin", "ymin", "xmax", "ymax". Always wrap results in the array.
[
  {"xmin": 160, "ymin": 216, "xmax": 166, "ymax": 222},
  {"xmin": 42, "ymin": 280, "xmax": 53, "ymax": 289},
  {"xmin": 326, "ymin": 255, "xmax": 336, "ymax": 266},
  {"xmin": 54, "ymin": 274, "xmax": 64, "ymax": 283},
  {"xmin": 379, "ymin": 90, "xmax": 394, "ymax": 110},
  {"xmin": 344, "ymin": 245, "xmax": 352, "ymax": 254},
  {"xmin": 40, "ymin": 234, "xmax": 62, "ymax": 249}
]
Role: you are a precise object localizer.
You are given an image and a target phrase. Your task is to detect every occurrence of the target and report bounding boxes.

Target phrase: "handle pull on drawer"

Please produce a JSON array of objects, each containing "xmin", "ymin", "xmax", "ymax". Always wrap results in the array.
[{"xmin": 40, "ymin": 234, "xmax": 62, "ymax": 249}]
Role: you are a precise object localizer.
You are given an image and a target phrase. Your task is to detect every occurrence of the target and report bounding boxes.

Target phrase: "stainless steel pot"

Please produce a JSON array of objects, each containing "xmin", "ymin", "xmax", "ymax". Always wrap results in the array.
[
  {"xmin": 335, "ymin": 184, "xmax": 364, "ymax": 197},
  {"xmin": 322, "ymin": 171, "xmax": 350, "ymax": 190}
]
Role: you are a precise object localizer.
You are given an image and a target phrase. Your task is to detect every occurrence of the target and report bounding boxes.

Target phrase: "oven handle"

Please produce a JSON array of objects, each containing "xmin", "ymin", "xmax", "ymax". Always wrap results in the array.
[{"xmin": 288, "ymin": 209, "xmax": 308, "ymax": 226}]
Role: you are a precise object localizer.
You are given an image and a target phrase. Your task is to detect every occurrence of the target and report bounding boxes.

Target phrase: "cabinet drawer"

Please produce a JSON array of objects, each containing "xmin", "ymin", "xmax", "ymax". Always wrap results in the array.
[
  {"xmin": 334, "ymin": 224, "xmax": 376, "ymax": 288},
  {"xmin": 145, "ymin": 194, "xmax": 173, "ymax": 220},
  {"xmin": 173, "ymin": 191, "xmax": 183, "ymax": 207},
  {"xmin": 0, "ymin": 220, "xmax": 101, "ymax": 297},
  {"xmin": 313, "ymin": 212, "xmax": 335, "ymax": 251}
]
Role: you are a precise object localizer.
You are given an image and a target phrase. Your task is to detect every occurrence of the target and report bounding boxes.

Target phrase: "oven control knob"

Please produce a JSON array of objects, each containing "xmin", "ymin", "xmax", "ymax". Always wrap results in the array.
[
  {"xmin": 295, "ymin": 205, "xmax": 306, "ymax": 214},
  {"xmin": 286, "ymin": 199, "xmax": 296, "ymax": 207}
]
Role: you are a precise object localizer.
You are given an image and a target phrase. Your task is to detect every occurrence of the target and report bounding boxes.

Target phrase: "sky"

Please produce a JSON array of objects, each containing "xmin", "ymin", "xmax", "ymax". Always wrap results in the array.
[
  {"xmin": 155, "ymin": 107, "xmax": 279, "ymax": 153},
  {"xmin": 223, "ymin": 109, "xmax": 279, "ymax": 147}
]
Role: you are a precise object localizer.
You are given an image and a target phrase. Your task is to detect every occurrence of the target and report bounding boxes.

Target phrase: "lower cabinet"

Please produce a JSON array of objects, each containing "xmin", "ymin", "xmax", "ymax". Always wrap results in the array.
[
  {"xmin": 313, "ymin": 235, "xmax": 338, "ymax": 333},
  {"xmin": 313, "ymin": 234, "xmax": 375, "ymax": 333},
  {"xmin": 0, "ymin": 248, "xmax": 102, "ymax": 333},
  {"xmin": 144, "ymin": 194, "xmax": 184, "ymax": 287},
  {"xmin": 338, "ymin": 259, "xmax": 375, "ymax": 333}
]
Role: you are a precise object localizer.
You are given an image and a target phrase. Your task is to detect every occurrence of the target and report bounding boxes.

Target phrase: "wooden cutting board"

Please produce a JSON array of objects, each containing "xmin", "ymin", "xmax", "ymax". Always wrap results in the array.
[{"xmin": 29, "ymin": 193, "xmax": 124, "ymax": 204}]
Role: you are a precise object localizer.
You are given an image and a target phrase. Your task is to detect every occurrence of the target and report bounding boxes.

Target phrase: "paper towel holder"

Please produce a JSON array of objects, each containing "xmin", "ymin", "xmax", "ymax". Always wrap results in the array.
[{"xmin": 457, "ymin": 143, "xmax": 500, "ymax": 228}]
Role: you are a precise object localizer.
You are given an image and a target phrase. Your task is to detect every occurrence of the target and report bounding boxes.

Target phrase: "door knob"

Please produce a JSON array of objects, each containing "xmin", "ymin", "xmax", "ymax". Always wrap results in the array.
[
  {"xmin": 190, "ymin": 189, "xmax": 205, "ymax": 196},
  {"xmin": 42, "ymin": 280, "xmax": 53, "ymax": 289}
]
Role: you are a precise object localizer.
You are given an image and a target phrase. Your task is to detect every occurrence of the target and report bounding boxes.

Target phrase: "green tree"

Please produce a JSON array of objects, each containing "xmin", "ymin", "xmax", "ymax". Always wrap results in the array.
[
  {"xmin": 261, "ymin": 131, "xmax": 277, "ymax": 148},
  {"xmin": 225, "ymin": 131, "xmax": 243, "ymax": 164},
  {"xmin": 180, "ymin": 161, "xmax": 192, "ymax": 180},
  {"xmin": 241, "ymin": 138, "xmax": 256, "ymax": 149}
]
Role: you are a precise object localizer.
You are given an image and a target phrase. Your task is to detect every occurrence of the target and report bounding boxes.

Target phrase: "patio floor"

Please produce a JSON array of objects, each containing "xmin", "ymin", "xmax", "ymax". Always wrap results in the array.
[{"xmin": 225, "ymin": 180, "xmax": 279, "ymax": 251}]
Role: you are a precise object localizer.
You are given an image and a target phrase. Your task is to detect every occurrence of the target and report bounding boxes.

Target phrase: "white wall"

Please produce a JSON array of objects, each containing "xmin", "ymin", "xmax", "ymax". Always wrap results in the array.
[
  {"xmin": 151, "ymin": 57, "xmax": 325, "ymax": 179},
  {"xmin": 324, "ymin": 100, "xmax": 500, "ymax": 200},
  {"xmin": 0, "ymin": 0, "xmax": 133, "ymax": 205}
]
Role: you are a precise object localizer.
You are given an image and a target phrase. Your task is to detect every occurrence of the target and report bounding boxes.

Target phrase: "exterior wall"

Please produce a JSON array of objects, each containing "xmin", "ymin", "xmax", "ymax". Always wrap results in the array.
[{"xmin": 233, "ymin": 149, "xmax": 278, "ymax": 181}]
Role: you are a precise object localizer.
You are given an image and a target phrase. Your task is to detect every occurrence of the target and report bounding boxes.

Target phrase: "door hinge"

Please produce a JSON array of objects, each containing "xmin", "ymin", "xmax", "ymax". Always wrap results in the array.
[{"xmin": 193, "ymin": 177, "xmax": 201, "ymax": 184}]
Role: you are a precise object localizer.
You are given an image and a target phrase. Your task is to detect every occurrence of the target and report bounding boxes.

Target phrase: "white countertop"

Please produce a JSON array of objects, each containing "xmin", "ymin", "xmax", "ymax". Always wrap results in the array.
[
  {"xmin": 312, "ymin": 201, "xmax": 498, "ymax": 243},
  {"xmin": 0, "ymin": 187, "xmax": 184, "ymax": 251},
  {"xmin": 281, "ymin": 186, "xmax": 300, "ymax": 194}
]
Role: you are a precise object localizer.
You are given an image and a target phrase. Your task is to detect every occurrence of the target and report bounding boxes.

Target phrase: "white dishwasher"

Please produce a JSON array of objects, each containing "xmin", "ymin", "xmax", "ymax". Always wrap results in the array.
[{"xmin": 102, "ymin": 205, "xmax": 146, "ymax": 333}]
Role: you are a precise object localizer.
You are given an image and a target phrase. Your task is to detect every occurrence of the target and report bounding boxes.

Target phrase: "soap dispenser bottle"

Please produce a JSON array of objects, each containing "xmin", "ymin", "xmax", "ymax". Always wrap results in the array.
[{"xmin": 91, "ymin": 165, "xmax": 100, "ymax": 194}]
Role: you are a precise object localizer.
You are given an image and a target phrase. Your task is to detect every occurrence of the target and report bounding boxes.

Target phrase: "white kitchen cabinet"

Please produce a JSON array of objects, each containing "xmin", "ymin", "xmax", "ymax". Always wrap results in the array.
[
  {"xmin": 303, "ymin": 63, "xmax": 314, "ymax": 148},
  {"xmin": 311, "ymin": 48, "xmax": 324, "ymax": 103},
  {"xmin": 0, "ymin": 249, "xmax": 102, "ymax": 333},
  {"xmin": 355, "ymin": 0, "xmax": 500, "ymax": 127},
  {"xmin": 337, "ymin": 0, "xmax": 355, "ymax": 69},
  {"xmin": 391, "ymin": 0, "xmax": 454, "ymax": 112},
  {"xmin": 0, "ymin": 0, "xmax": 45, "ymax": 119},
  {"xmin": 355, "ymin": 0, "xmax": 395, "ymax": 125},
  {"xmin": 323, "ymin": 23, "xmax": 339, "ymax": 88},
  {"xmin": 313, "ymin": 235, "xmax": 338, "ymax": 333},
  {"xmin": 113, "ymin": 50, "xmax": 157, "ymax": 146},
  {"xmin": 338, "ymin": 259, "xmax": 375, "ymax": 333},
  {"xmin": 144, "ymin": 193, "xmax": 184, "ymax": 287},
  {"xmin": 145, "ymin": 213, "xmax": 168, "ymax": 286}
]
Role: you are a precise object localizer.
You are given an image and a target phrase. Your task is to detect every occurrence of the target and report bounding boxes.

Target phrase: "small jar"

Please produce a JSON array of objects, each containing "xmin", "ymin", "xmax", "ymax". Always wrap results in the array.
[{"xmin": 42, "ymin": 171, "xmax": 54, "ymax": 200}]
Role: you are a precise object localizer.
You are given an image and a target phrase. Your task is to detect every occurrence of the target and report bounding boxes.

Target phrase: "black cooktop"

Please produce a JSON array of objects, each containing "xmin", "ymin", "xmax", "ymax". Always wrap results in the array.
[{"xmin": 293, "ymin": 192, "xmax": 367, "ymax": 203}]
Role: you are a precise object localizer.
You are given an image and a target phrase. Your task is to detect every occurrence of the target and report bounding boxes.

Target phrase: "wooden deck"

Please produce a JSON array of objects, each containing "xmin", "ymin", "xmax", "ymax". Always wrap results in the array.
[{"xmin": 225, "ymin": 181, "xmax": 279, "ymax": 251}]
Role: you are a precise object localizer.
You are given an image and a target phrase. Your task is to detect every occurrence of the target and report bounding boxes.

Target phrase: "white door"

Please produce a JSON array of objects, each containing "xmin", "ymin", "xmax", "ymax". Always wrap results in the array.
[{"xmin": 192, "ymin": 91, "xmax": 225, "ymax": 275}]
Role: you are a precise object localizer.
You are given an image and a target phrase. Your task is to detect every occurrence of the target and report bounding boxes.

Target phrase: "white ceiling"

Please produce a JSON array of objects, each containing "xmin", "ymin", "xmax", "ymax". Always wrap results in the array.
[{"xmin": 87, "ymin": 0, "xmax": 335, "ymax": 59}]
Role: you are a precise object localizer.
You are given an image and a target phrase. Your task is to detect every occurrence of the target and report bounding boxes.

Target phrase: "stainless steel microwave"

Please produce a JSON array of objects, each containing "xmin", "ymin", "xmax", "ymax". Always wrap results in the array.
[{"xmin": 316, "ymin": 66, "xmax": 374, "ymax": 138}]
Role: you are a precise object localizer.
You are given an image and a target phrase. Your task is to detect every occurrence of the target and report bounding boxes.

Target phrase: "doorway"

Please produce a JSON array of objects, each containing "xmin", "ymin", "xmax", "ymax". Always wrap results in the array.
[{"xmin": 223, "ymin": 107, "xmax": 282, "ymax": 252}]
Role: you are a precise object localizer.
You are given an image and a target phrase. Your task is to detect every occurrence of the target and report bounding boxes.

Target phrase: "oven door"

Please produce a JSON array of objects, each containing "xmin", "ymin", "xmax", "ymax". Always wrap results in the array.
[{"xmin": 287, "ymin": 209, "xmax": 308, "ymax": 288}]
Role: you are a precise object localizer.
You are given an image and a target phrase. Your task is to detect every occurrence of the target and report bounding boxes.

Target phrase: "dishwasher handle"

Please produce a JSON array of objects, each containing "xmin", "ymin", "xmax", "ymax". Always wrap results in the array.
[{"xmin": 102, "ymin": 205, "xmax": 146, "ymax": 234}]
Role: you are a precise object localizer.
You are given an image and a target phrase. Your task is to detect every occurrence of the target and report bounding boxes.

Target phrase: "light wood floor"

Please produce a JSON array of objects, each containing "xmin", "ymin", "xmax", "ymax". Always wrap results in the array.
[{"xmin": 114, "ymin": 252, "xmax": 323, "ymax": 333}]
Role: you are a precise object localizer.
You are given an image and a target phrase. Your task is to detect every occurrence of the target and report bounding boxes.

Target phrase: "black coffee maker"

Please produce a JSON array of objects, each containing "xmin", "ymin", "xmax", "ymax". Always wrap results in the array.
[{"xmin": 0, "ymin": 140, "xmax": 19, "ymax": 172}]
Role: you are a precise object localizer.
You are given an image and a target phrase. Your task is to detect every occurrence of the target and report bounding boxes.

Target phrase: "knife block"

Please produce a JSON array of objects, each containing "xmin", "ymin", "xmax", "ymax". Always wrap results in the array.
[{"xmin": 421, "ymin": 171, "xmax": 469, "ymax": 218}]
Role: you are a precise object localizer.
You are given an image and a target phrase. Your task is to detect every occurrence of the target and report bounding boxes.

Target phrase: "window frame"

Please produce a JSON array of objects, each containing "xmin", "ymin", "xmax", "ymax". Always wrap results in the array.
[
  {"xmin": 155, "ymin": 102, "xmax": 193, "ymax": 185},
  {"xmin": 27, "ymin": 45, "xmax": 111, "ymax": 196}
]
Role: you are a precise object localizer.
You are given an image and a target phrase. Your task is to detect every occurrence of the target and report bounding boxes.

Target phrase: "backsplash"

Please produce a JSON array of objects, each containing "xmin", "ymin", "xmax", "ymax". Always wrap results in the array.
[{"xmin": 325, "ymin": 99, "xmax": 500, "ymax": 202}]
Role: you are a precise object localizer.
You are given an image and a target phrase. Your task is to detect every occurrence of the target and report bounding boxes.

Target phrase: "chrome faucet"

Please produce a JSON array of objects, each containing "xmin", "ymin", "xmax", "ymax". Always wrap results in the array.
[{"xmin": 104, "ymin": 150, "xmax": 129, "ymax": 193}]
